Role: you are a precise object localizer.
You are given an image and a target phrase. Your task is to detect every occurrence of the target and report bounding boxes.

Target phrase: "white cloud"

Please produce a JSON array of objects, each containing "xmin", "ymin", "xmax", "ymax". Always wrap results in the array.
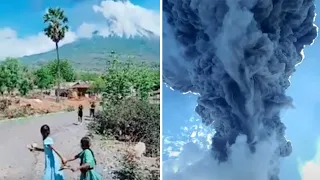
[
  {"xmin": 0, "ymin": 28, "xmax": 77, "ymax": 60},
  {"xmin": 91, "ymin": 0, "xmax": 160, "ymax": 37},
  {"xmin": 163, "ymin": 135, "xmax": 278, "ymax": 180},
  {"xmin": 76, "ymin": 23, "xmax": 99, "ymax": 38},
  {"xmin": 0, "ymin": 0, "xmax": 159, "ymax": 60},
  {"xmin": 299, "ymin": 139, "xmax": 320, "ymax": 180}
]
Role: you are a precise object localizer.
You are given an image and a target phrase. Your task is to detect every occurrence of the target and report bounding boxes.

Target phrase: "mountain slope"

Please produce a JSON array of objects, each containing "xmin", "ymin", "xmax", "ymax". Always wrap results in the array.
[{"xmin": 20, "ymin": 36, "xmax": 160, "ymax": 71}]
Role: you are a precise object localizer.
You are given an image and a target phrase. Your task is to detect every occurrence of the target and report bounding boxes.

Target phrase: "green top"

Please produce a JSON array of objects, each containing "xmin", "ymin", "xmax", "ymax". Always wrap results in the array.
[{"xmin": 77, "ymin": 149, "xmax": 101, "ymax": 180}]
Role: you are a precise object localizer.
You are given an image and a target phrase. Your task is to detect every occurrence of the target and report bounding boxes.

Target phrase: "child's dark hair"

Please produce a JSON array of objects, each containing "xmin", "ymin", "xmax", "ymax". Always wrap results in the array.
[
  {"xmin": 81, "ymin": 136, "xmax": 96, "ymax": 165},
  {"xmin": 40, "ymin": 124, "xmax": 50, "ymax": 140}
]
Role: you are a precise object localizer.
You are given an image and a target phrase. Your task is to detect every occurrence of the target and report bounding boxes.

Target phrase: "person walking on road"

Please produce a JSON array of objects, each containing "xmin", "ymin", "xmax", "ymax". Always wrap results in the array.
[
  {"xmin": 64, "ymin": 137, "xmax": 101, "ymax": 180},
  {"xmin": 78, "ymin": 104, "xmax": 84, "ymax": 125},
  {"xmin": 28, "ymin": 124, "xmax": 66, "ymax": 180},
  {"xmin": 89, "ymin": 102, "xmax": 96, "ymax": 118}
]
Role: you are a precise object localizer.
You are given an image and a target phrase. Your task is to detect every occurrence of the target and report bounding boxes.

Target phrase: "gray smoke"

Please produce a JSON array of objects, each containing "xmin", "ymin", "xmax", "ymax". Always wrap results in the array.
[{"xmin": 163, "ymin": 0, "xmax": 318, "ymax": 179}]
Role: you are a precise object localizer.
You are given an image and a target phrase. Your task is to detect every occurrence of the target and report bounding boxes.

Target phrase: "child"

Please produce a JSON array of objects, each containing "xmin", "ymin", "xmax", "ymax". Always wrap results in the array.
[
  {"xmin": 64, "ymin": 137, "xmax": 101, "ymax": 180},
  {"xmin": 78, "ymin": 104, "xmax": 83, "ymax": 125},
  {"xmin": 89, "ymin": 102, "xmax": 96, "ymax": 118},
  {"xmin": 28, "ymin": 124, "xmax": 65, "ymax": 180}
]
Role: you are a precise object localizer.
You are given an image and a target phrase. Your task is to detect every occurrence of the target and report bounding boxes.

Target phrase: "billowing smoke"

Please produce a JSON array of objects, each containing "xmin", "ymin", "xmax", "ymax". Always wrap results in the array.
[{"xmin": 163, "ymin": 0, "xmax": 318, "ymax": 179}]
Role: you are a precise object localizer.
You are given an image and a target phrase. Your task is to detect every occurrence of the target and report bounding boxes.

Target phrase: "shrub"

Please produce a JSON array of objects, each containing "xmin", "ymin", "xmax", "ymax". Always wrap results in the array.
[
  {"xmin": 113, "ymin": 153, "xmax": 144, "ymax": 180},
  {"xmin": 65, "ymin": 105, "xmax": 75, "ymax": 112},
  {"xmin": 147, "ymin": 170, "xmax": 160, "ymax": 180},
  {"xmin": 4, "ymin": 106, "xmax": 28, "ymax": 119},
  {"xmin": 89, "ymin": 98, "xmax": 160, "ymax": 157},
  {"xmin": 0, "ymin": 99, "xmax": 11, "ymax": 111},
  {"xmin": 113, "ymin": 151, "xmax": 160, "ymax": 180}
]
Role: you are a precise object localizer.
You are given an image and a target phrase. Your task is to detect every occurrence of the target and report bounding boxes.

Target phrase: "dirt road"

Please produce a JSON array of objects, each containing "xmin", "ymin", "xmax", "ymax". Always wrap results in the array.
[
  {"xmin": 0, "ymin": 110, "xmax": 159, "ymax": 180},
  {"xmin": 0, "ymin": 111, "xmax": 93, "ymax": 180}
]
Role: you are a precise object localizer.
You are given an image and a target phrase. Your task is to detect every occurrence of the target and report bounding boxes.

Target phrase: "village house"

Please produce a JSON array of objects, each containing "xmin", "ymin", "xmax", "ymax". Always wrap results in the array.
[
  {"xmin": 71, "ymin": 82, "xmax": 91, "ymax": 97},
  {"xmin": 53, "ymin": 81, "xmax": 92, "ymax": 99}
]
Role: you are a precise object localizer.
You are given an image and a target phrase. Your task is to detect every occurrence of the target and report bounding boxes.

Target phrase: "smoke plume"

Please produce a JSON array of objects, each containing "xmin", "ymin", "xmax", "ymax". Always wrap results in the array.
[{"xmin": 163, "ymin": 0, "xmax": 318, "ymax": 179}]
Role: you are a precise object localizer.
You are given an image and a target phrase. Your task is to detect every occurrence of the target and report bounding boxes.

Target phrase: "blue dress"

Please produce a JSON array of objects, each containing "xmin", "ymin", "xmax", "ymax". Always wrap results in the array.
[{"xmin": 43, "ymin": 137, "xmax": 65, "ymax": 180}]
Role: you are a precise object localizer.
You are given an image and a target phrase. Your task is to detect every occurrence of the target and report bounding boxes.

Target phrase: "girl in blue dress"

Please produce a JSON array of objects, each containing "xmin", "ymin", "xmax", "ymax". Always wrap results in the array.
[{"xmin": 29, "ymin": 124, "xmax": 65, "ymax": 180}]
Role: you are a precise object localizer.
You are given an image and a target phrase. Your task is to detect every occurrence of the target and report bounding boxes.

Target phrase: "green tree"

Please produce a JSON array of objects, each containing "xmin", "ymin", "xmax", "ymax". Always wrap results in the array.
[
  {"xmin": 34, "ymin": 66, "xmax": 54, "ymax": 90},
  {"xmin": 90, "ymin": 77, "xmax": 105, "ymax": 94},
  {"xmin": 19, "ymin": 78, "xmax": 31, "ymax": 96},
  {"xmin": 102, "ymin": 60, "xmax": 132, "ymax": 105},
  {"xmin": 2, "ymin": 58, "xmax": 22, "ymax": 94},
  {"xmin": 130, "ymin": 67, "xmax": 159, "ymax": 100},
  {"xmin": 22, "ymin": 67, "xmax": 35, "ymax": 91},
  {"xmin": 0, "ymin": 65, "xmax": 7, "ymax": 96},
  {"xmin": 101, "ymin": 58, "xmax": 160, "ymax": 104},
  {"xmin": 43, "ymin": 7, "xmax": 69, "ymax": 102},
  {"xmin": 77, "ymin": 72, "xmax": 100, "ymax": 81},
  {"xmin": 46, "ymin": 59, "xmax": 75, "ymax": 82}
]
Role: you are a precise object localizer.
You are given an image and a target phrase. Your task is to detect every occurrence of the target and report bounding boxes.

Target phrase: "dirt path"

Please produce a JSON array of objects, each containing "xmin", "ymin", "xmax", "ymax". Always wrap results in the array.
[{"xmin": 0, "ymin": 111, "xmax": 93, "ymax": 180}]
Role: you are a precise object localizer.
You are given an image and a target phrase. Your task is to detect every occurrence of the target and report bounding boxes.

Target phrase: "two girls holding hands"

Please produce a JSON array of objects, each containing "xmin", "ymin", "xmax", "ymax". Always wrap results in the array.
[{"xmin": 28, "ymin": 124, "xmax": 101, "ymax": 180}]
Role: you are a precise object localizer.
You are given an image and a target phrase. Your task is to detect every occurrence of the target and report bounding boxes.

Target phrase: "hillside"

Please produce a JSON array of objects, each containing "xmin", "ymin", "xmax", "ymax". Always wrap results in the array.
[{"xmin": 20, "ymin": 36, "xmax": 160, "ymax": 71}]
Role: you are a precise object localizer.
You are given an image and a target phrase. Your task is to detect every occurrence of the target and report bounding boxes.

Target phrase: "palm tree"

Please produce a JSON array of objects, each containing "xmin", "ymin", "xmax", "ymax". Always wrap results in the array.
[{"xmin": 43, "ymin": 8, "xmax": 69, "ymax": 102}]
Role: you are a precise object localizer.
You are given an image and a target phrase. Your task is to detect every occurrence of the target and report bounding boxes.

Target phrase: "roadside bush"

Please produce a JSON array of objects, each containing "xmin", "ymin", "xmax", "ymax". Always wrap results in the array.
[
  {"xmin": 89, "ymin": 98, "xmax": 160, "ymax": 157},
  {"xmin": 147, "ymin": 170, "xmax": 160, "ymax": 180},
  {"xmin": 0, "ymin": 99, "xmax": 11, "ymax": 111},
  {"xmin": 4, "ymin": 107, "xmax": 28, "ymax": 119},
  {"xmin": 113, "ymin": 153, "xmax": 144, "ymax": 180},
  {"xmin": 113, "ymin": 151, "xmax": 160, "ymax": 180},
  {"xmin": 65, "ymin": 105, "xmax": 75, "ymax": 112}
]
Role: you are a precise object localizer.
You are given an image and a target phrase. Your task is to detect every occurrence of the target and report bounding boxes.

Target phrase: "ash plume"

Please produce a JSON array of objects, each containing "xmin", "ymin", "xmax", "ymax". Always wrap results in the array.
[{"xmin": 163, "ymin": 0, "xmax": 318, "ymax": 179}]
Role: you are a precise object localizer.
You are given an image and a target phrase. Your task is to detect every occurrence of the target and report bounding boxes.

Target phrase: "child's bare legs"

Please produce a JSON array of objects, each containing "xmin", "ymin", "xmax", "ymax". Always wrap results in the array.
[{"xmin": 78, "ymin": 116, "xmax": 82, "ymax": 125}]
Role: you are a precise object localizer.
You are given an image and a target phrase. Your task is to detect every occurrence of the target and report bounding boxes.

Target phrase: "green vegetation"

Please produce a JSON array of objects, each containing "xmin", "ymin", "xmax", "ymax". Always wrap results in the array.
[
  {"xmin": 113, "ymin": 152, "xmax": 160, "ymax": 180},
  {"xmin": 34, "ymin": 65, "xmax": 54, "ymax": 90},
  {"xmin": 0, "ymin": 55, "xmax": 159, "ymax": 99},
  {"xmin": 89, "ymin": 59, "xmax": 160, "ymax": 158},
  {"xmin": 0, "ymin": 58, "xmax": 76, "ymax": 96},
  {"xmin": 0, "ymin": 58, "xmax": 34, "ymax": 96},
  {"xmin": 20, "ymin": 37, "xmax": 160, "ymax": 71},
  {"xmin": 113, "ymin": 156, "xmax": 144, "ymax": 180},
  {"xmin": 46, "ymin": 59, "xmax": 75, "ymax": 82},
  {"xmin": 43, "ymin": 7, "xmax": 69, "ymax": 102},
  {"xmin": 90, "ymin": 77, "xmax": 105, "ymax": 94},
  {"xmin": 76, "ymin": 72, "xmax": 101, "ymax": 81},
  {"xmin": 102, "ymin": 59, "xmax": 159, "ymax": 103},
  {"xmin": 34, "ymin": 59, "xmax": 76, "ymax": 91}
]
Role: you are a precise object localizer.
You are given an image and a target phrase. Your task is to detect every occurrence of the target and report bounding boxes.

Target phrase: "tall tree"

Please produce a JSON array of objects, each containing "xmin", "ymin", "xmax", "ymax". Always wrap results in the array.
[{"xmin": 43, "ymin": 7, "xmax": 69, "ymax": 102}]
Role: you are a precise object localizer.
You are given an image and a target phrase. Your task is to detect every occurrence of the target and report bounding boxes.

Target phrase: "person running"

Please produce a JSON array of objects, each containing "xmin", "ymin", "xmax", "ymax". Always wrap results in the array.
[
  {"xmin": 89, "ymin": 102, "xmax": 96, "ymax": 118},
  {"xmin": 78, "ymin": 104, "xmax": 83, "ymax": 125},
  {"xmin": 64, "ymin": 137, "xmax": 101, "ymax": 180},
  {"xmin": 28, "ymin": 124, "xmax": 65, "ymax": 180}
]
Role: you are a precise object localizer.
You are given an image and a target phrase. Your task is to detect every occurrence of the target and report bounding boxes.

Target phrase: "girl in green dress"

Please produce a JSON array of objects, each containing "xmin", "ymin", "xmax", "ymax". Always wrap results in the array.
[{"xmin": 64, "ymin": 137, "xmax": 101, "ymax": 180}]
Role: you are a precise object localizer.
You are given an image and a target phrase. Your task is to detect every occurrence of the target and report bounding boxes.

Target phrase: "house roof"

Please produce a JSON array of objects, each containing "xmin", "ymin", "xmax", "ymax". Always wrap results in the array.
[
  {"xmin": 53, "ymin": 82, "xmax": 77, "ymax": 89},
  {"xmin": 52, "ymin": 81, "xmax": 92, "ymax": 89},
  {"xmin": 72, "ymin": 82, "xmax": 91, "ymax": 89}
]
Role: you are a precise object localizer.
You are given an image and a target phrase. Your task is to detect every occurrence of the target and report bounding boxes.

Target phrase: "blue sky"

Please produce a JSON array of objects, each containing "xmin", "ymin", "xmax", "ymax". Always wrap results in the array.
[
  {"xmin": 0, "ymin": 0, "xmax": 159, "ymax": 36},
  {"xmin": 0, "ymin": 0, "xmax": 160, "ymax": 59},
  {"xmin": 163, "ymin": 1, "xmax": 320, "ymax": 180}
]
